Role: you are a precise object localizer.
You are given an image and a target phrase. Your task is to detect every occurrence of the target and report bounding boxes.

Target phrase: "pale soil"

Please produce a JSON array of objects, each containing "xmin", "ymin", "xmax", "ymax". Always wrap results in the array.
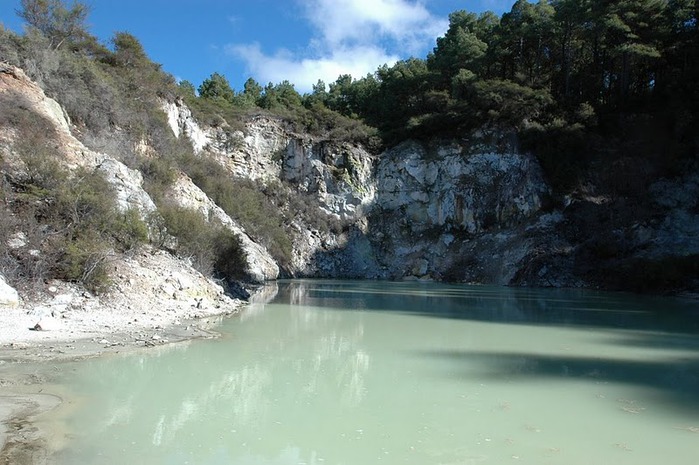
[{"xmin": 0, "ymin": 246, "xmax": 257, "ymax": 465}]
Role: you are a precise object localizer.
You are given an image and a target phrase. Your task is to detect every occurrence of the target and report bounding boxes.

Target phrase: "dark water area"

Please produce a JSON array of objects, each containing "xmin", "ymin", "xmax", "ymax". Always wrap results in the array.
[{"xmin": 51, "ymin": 281, "xmax": 699, "ymax": 464}]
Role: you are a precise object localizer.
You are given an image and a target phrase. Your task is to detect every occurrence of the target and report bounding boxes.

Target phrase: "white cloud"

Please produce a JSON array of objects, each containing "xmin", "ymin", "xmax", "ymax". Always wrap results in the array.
[
  {"xmin": 301, "ymin": 0, "xmax": 447, "ymax": 53},
  {"xmin": 226, "ymin": 0, "xmax": 447, "ymax": 93},
  {"xmin": 228, "ymin": 42, "xmax": 399, "ymax": 92}
]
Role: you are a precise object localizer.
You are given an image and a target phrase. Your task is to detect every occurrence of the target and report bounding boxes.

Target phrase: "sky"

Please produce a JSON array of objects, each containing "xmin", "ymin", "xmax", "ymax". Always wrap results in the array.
[{"xmin": 0, "ymin": 0, "xmax": 513, "ymax": 93}]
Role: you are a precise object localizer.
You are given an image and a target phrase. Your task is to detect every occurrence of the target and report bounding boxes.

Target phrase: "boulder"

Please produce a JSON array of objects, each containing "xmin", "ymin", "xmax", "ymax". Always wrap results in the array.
[{"xmin": 0, "ymin": 275, "xmax": 20, "ymax": 307}]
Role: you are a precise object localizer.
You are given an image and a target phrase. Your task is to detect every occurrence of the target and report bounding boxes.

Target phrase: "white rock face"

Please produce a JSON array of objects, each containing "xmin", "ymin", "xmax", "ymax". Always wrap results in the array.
[
  {"xmin": 282, "ymin": 139, "xmax": 376, "ymax": 220},
  {"xmin": 163, "ymin": 100, "xmax": 376, "ymax": 219},
  {"xmin": 0, "ymin": 275, "xmax": 20, "ymax": 307},
  {"xmin": 95, "ymin": 156, "xmax": 157, "ymax": 214},
  {"xmin": 163, "ymin": 98, "xmax": 209, "ymax": 153},
  {"xmin": 376, "ymin": 141, "xmax": 547, "ymax": 234},
  {"xmin": 163, "ymin": 101, "xmax": 285, "ymax": 182}
]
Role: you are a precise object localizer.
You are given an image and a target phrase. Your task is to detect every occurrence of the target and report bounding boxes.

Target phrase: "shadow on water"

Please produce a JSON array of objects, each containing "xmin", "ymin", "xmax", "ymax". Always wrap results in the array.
[
  {"xmin": 275, "ymin": 280, "xmax": 699, "ymax": 336},
  {"xmin": 273, "ymin": 280, "xmax": 699, "ymax": 413},
  {"xmin": 416, "ymin": 349, "xmax": 699, "ymax": 414}
]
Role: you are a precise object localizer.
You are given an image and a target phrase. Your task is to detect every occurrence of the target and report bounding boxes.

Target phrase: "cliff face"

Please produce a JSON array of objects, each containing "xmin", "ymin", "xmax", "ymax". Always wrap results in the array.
[
  {"xmin": 3, "ymin": 63, "xmax": 697, "ymax": 295},
  {"xmin": 369, "ymin": 141, "xmax": 551, "ymax": 281},
  {"xmin": 164, "ymin": 99, "xmax": 564, "ymax": 284},
  {"xmin": 164, "ymin": 96, "xmax": 699, "ymax": 292}
]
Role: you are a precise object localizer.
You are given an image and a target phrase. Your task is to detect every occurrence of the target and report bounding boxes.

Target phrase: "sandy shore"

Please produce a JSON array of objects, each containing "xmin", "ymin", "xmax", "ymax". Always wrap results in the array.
[
  {"xmin": 0, "ymin": 310, "xmax": 246, "ymax": 465},
  {"xmin": 0, "ymin": 315, "xmax": 235, "ymax": 465},
  {"xmin": 0, "ymin": 247, "xmax": 271, "ymax": 464}
]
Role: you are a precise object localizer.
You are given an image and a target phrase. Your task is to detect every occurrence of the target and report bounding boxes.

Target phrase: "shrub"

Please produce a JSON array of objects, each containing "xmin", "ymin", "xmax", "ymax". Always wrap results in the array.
[
  {"xmin": 174, "ymin": 151, "xmax": 293, "ymax": 267},
  {"xmin": 111, "ymin": 208, "xmax": 150, "ymax": 251},
  {"xmin": 2, "ymin": 144, "xmax": 149, "ymax": 292},
  {"xmin": 53, "ymin": 234, "xmax": 111, "ymax": 293},
  {"xmin": 158, "ymin": 204, "xmax": 246, "ymax": 281}
]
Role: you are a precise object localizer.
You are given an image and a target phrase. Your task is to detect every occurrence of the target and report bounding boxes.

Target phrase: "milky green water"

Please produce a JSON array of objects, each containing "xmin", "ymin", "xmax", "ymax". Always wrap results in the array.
[{"xmin": 52, "ymin": 281, "xmax": 699, "ymax": 465}]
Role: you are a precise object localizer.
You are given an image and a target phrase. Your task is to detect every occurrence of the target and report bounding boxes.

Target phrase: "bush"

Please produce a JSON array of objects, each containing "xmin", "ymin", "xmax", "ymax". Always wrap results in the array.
[
  {"xmin": 174, "ymin": 152, "xmax": 294, "ymax": 267},
  {"xmin": 158, "ymin": 204, "xmax": 246, "ymax": 281},
  {"xmin": 53, "ymin": 234, "xmax": 111, "ymax": 293},
  {"xmin": 111, "ymin": 208, "xmax": 150, "ymax": 251},
  {"xmin": 2, "ymin": 148, "xmax": 148, "ymax": 292}
]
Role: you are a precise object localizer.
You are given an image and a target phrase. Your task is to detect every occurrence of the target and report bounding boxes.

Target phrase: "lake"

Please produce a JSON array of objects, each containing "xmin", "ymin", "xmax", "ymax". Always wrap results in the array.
[{"xmin": 50, "ymin": 280, "xmax": 699, "ymax": 464}]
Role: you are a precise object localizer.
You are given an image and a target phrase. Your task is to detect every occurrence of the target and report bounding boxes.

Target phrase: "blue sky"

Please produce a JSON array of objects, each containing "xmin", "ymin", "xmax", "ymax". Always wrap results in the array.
[{"xmin": 0, "ymin": 0, "xmax": 512, "ymax": 93}]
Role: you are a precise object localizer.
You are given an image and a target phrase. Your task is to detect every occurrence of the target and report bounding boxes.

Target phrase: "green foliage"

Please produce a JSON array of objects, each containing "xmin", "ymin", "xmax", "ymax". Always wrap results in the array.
[
  {"xmin": 110, "ymin": 31, "xmax": 149, "ymax": 68},
  {"xmin": 177, "ymin": 80, "xmax": 196, "ymax": 99},
  {"xmin": 198, "ymin": 72, "xmax": 235, "ymax": 103},
  {"xmin": 468, "ymin": 79, "xmax": 554, "ymax": 128},
  {"xmin": 158, "ymin": 204, "xmax": 246, "ymax": 281},
  {"xmin": 429, "ymin": 10, "xmax": 489, "ymax": 81},
  {"xmin": 138, "ymin": 156, "xmax": 178, "ymax": 201},
  {"xmin": 17, "ymin": 0, "xmax": 90, "ymax": 50},
  {"xmin": 2, "ymin": 154, "xmax": 149, "ymax": 293},
  {"xmin": 111, "ymin": 208, "xmax": 150, "ymax": 251},
  {"xmin": 174, "ymin": 152, "xmax": 293, "ymax": 267},
  {"xmin": 54, "ymin": 234, "xmax": 111, "ymax": 293},
  {"xmin": 258, "ymin": 80, "xmax": 303, "ymax": 110}
]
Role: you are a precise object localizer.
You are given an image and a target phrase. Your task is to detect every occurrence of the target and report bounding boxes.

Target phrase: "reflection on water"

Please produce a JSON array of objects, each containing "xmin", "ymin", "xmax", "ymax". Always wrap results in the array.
[{"xmin": 53, "ymin": 281, "xmax": 699, "ymax": 465}]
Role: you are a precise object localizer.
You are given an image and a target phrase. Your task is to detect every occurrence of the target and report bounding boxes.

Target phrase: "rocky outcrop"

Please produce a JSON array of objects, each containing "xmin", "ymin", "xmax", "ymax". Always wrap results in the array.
[
  {"xmin": 281, "ymin": 139, "xmax": 375, "ymax": 220},
  {"xmin": 375, "ymin": 141, "xmax": 547, "ymax": 233},
  {"xmin": 0, "ymin": 64, "xmax": 156, "ymax": 217},
  {"xmin": 163, "ymin": 100, "xmax": 284, "ymax": 182},
  {"xmin": 166, "ymin": 174, "xmax": 279, "ymax": 283},
  {"xmin": 164, "ymin": 100, "xmax": 376, "ymax": 221},
  {"xmin": 164, "ymin": 98, "xmax": 557, "ymax": 284},
  {"xmin": 163, "ymin": 98, "xmax": 209, "ymax": 154}
]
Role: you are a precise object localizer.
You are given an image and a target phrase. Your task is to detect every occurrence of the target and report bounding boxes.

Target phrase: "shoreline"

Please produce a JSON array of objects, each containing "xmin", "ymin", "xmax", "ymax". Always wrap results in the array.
[
  {"xmin": 0, "ymin": 308, "xmax": 245, "ymax": 465},
  {"xmin": 0, "ymin": 248, "xmax": 280, "ymax": 464}
]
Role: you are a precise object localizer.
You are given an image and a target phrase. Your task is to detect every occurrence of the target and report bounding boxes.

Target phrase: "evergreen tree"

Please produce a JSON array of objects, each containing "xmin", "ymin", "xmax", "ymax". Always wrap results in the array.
[
  {"xmin": 17, "ymin": 0, "xmax": 90, "ymax": 49},
  {"xmin": 198, "ymin": 73, "xmax": 235, "ymax": 104}
]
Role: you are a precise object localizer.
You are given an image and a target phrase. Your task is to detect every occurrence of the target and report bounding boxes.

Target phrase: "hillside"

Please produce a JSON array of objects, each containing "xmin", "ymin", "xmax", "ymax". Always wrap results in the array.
[{"xmin": 1, "ymin": 0, "xmax": 698, "ymax": 315}]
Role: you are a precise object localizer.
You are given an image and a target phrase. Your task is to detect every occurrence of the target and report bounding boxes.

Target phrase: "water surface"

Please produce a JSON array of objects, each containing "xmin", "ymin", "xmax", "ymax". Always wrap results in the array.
[{"xmin": 52, "ymin": 281, "xmax": 699, "ymax": 464}]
